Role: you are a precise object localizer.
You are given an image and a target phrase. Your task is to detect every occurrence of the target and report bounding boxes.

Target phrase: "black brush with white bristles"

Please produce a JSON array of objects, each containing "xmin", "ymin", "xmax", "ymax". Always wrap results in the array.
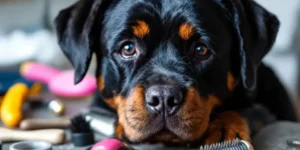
[{"xmin": 70, "ymin": 114, "xmax": 95, "ymax": 147}]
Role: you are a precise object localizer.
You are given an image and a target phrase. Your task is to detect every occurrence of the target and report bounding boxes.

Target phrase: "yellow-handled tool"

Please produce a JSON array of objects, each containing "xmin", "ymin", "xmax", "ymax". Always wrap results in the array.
[{"xmin": 0, "ymin": 83, "xmax": 29, "ymax": 128}]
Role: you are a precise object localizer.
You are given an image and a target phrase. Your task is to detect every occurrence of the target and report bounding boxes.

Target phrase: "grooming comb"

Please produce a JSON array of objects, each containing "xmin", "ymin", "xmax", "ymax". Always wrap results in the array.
[{"xmin": 199, "ymin": 139, "xmax": 253, "ymax": 150}]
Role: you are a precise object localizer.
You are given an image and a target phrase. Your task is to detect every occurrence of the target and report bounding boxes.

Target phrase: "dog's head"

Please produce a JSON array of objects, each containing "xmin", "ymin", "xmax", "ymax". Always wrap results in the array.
[{"xmin": 55, "ymin": 0, "xmax": 279, "ymax": 143}]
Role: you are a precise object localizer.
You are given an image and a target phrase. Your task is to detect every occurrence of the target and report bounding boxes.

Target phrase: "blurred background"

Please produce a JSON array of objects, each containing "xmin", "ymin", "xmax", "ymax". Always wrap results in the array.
[{"xmin": 0, "ymin": 0, "xmax": 299, "ymax": 118}]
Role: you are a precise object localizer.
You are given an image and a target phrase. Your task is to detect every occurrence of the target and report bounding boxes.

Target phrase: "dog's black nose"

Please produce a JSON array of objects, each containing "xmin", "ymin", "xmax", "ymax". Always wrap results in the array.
[{"xmin": 145, "ymin": 85, "xmax": 183, "ymax": 115}]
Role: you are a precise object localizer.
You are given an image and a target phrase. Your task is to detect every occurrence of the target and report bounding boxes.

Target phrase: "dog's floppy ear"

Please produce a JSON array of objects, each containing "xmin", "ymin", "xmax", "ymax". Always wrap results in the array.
[
  {"xmin": 55, "ymin": 0, "xmax": 109, "ymax": 84},
  {"xmin": 223, "ymin": 0, "xmax": 280, "ymax": 91}
]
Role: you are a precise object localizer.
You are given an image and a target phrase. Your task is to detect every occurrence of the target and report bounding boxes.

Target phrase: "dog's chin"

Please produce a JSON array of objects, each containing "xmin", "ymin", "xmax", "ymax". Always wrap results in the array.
[
  {"xmin": 146, "ymin": 129, "xmax": 183, "ymax": 143},
  {"xmin": 144, "ymin": 126, "xmax": 204, "ymax": 144},
  {"xmin": 125, "ymin": 127, "xmax": 184, "ymax": 143}
]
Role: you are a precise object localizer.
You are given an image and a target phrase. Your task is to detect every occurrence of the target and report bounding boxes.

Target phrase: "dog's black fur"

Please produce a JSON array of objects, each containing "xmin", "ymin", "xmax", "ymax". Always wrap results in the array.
[{"xmin": 55, "ymin": 0, "xmax": 297, "ymax": 145}]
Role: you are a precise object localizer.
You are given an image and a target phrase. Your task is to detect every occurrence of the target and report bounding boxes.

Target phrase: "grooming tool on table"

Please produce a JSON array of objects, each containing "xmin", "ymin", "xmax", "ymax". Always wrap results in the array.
[
  {"xmin": 287, "ymin": 139, "xmax": 300, "ymax": 149},
  {"xmin": 0, "ymin": 127, "xmax": 66, "ymax": 144},
  {"xmin": 9, "ymin": 141, "xmax": 52, "ymax": 150},
  {"xmin": 199, "ymin": 139, "xmax": 253, "ymax": 150},
  {"xmin": 70, "ymin": 114, "xmax": 95, "ymax": 146},
  {"xmin": 20, "ymin": 118, "xmax": 71, "ymax": 130},
  {"xmin": 25, "ymin": 99, "xmax": 66, "ymax": 115},
  {"xmin": 82, "ymin": 107, "xmax": 117, "ymax": 137},
  {"xmin": 48, "ymin": 100, "xmax": 65, "ymax": 115},
  {"xmin": 0, "ymin": 83, "xmax": 29, "ymax": 128},
  {"xmin": 20, "ymin": 62, "xmax": 97, "ymax": 98},
  {"xmin": 91, "ymin": 138, "xmax": 253, "ymax": 150},
  {"xmin": 91, "ymin": 138, "xmax": 125, "ymax": 150}
]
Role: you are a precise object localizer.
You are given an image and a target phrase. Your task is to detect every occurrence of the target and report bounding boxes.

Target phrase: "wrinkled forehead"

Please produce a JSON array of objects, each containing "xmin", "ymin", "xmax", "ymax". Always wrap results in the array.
[{"xmin": 102, "ymin": 0, "xmax": 232, "ymax": 51}]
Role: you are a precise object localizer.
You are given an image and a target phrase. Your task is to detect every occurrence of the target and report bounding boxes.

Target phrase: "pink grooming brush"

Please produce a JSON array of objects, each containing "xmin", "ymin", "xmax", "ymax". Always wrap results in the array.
[
  {"xmin": 91, "ymin": 139, "xmax": 126, "ymax": 150},
  {"xmin": 20, "ymin": 62, "xmax": 97, "ymax": 98}
]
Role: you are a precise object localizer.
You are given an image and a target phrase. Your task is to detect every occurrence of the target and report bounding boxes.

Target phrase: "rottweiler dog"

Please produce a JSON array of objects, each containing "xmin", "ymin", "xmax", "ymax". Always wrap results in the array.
[{"xmin": 55, "ymin": 0, "xmax": 297, "ymax": 145}]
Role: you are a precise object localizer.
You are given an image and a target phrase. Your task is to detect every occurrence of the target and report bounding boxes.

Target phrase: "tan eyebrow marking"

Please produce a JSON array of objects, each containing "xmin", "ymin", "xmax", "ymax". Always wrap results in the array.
[
  {"xmin": 179, "ymin": 23, "xmax": 194, "ymax": 40},
  {"xmin": 132, "ymin": 20, "xmax": 150, "ymax": 38},
  {"xmin": 227, "ymin": 72, "xmax": 236, "ymax": 91}
]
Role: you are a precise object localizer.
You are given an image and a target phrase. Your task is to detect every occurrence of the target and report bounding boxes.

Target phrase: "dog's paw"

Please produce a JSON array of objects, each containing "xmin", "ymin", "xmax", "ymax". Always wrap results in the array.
[{"xmin": 204, "ymin": 111, "xmax": 250, "ymax": 144}]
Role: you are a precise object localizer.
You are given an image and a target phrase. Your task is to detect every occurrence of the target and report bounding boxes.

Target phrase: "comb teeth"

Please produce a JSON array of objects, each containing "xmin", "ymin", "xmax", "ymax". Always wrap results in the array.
[{"xmin": 199, "ymin": 139, "xmax": 250, "ymax": 150}]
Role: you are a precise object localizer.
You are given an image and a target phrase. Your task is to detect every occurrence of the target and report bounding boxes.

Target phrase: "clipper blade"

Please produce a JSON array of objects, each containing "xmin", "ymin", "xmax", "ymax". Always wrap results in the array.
[{"xmin": 199, "ymin": 139, "xmax": 253, "ymax": 150}]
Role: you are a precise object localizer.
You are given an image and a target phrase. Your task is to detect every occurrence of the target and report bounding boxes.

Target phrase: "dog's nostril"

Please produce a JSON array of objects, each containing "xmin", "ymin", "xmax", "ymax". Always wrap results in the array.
[
  {"xmin": 167, "ymin": 96, "xmax": 181, "ymax": 107},
  {"xmin": 167, "ymin": 97, "xmax": 175, "ymax": 106},
  {"xmin": 148, "ymin": 96, "xmax": 160, "ymax": 107}
]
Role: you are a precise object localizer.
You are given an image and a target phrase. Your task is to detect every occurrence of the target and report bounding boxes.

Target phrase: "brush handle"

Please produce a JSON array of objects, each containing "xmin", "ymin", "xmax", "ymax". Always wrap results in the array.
[
  {"xmin": 20, "ymin": 118, "xmax": 71, "ymax": 130},
  {"xmin": 0, "ymin": 83, "xmax": 29, "ymax": 128},
  {"xmin": 20, "ymin": 62, "xmax": 61, "ymax": 84},
  {"xmin": 0, "ymin": 127, "xmax": 66, "ymax": 144}
]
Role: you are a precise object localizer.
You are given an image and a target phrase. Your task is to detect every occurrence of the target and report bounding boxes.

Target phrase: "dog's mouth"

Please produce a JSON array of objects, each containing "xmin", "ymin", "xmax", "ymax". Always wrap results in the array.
[
  {"xmin": 148, "ymin": 128, "xmax": 182, "ymax": 143},
  {"xmin": 134, "ymin": 110, "xmax": 204, "ymax": 142},
  {"xmin": 143, "ymin": 119, "xmax": 203, "ymax": 143},
  {"xmin": 116, "ymin": 86, "xmax": 220, "ymax": 143}
]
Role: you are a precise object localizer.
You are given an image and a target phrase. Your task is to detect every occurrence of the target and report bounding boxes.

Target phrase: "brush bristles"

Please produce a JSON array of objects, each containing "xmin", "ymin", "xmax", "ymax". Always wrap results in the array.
[
  {"xmin": 199, "ymin": 139, "xmax": 250, "ymax": 150},
  {"xmin": 71, "ymin": 114, "xmax": 91, "ymax": 133}
]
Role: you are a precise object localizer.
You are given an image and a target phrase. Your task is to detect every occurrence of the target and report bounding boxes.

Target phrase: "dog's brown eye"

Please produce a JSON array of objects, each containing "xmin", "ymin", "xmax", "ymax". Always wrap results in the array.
[
  {"xmin": 121, "ymin": 42, "xmax": 136, "ymax": 57},
  {"xmin": 194, "ymin": 43, "xmax": 209, "ymax": 56},
  {"xmin": 192, "ymin": 42, "xmax": 211, "ymax": 59}
]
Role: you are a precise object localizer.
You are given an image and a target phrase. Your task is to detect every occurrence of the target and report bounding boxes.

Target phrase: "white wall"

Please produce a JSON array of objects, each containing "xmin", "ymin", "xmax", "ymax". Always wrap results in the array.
[
  {"xmin": 256, "ymin": 0, "xmax": 300, "ymax": 51},
  {"xmin": 256, "ymin": 0, "xmax": 300, "ymax": 99}
]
